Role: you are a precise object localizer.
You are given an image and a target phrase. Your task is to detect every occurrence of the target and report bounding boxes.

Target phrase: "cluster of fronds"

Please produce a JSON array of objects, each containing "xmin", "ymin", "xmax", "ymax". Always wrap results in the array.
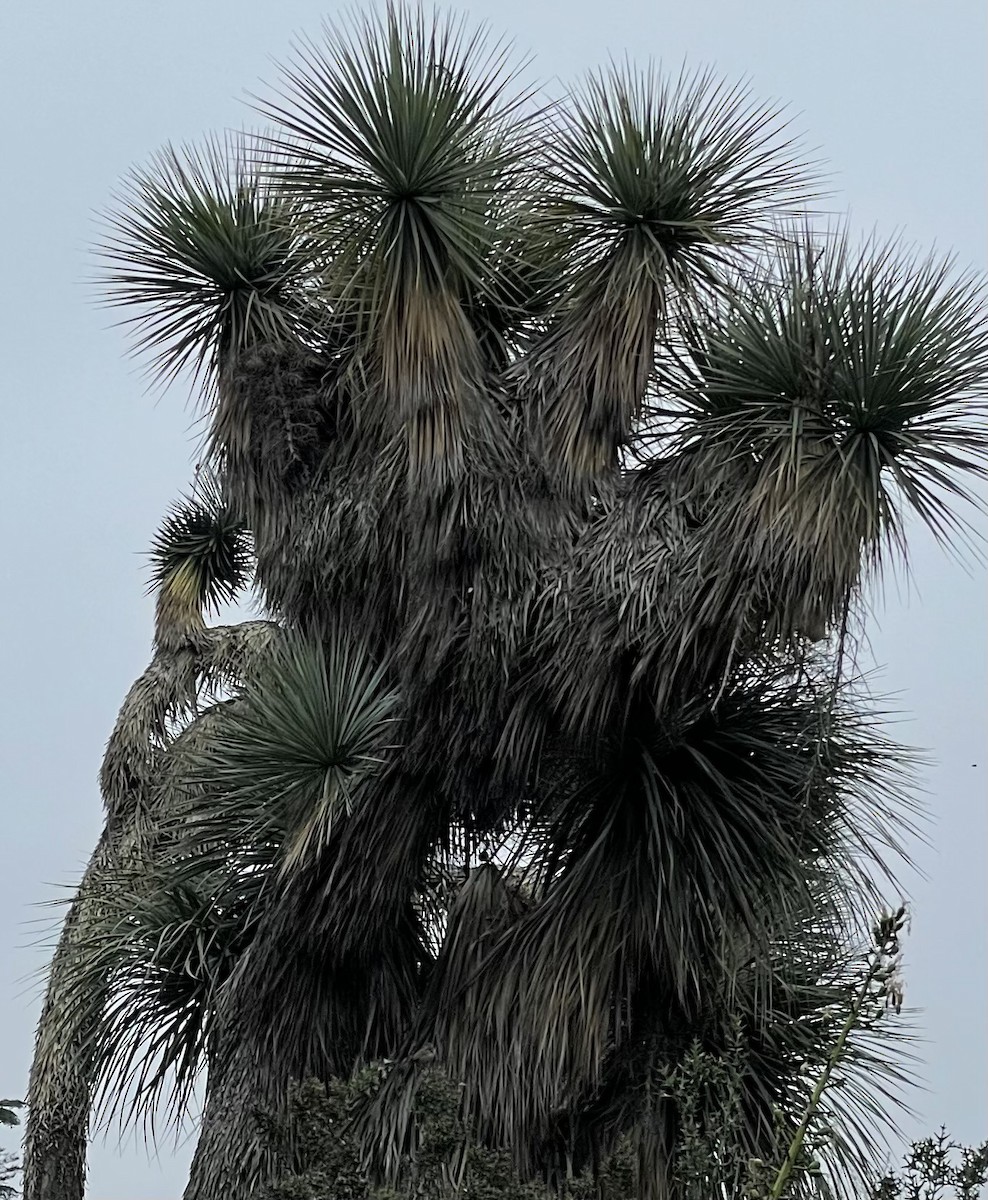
[{"xmin": 23, "ymin": 7, "xmax": 988, "ymax": 1200}]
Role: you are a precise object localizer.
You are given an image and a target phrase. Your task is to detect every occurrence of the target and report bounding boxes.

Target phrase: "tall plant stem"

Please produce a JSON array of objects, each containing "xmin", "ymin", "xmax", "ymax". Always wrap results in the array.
[{"xmin": 768, "ymin": 911, "xmax": 903, "ymax": 1200}]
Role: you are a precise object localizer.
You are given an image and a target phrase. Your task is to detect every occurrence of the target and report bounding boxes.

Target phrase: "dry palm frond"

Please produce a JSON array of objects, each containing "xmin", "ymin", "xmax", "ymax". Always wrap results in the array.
[
  {"xmin": 98, "ymin": 649, "xmax": 198, "ymax": 823},
  {"xmin": 357, "ymin": 862, "xmax": 534, "ymax": 1184},
  {"xmin": 430, "ymin": 669, "xmax": 916, "ymax": 1166},
  {"xmin": 198, "ymin": 619, "xmax": 283, "ymax": 694},
  {"xmin": 209, "ymin": 341, "xmax": 335, "ymax": 547},
  {"xmin": 252, "ymin": 429, "xmax": 408, "ymax": 643},
  {"xmin": 99, "ymin": 623, "xmax": 283, "ymax": 826},
  {"xmin": 519, "ymin": 460, "xmax": 696, "ymax": 741}
]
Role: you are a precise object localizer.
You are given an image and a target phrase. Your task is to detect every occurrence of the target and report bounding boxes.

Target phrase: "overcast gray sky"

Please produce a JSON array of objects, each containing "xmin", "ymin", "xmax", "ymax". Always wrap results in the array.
[{"xmin": 1, "ymin": 2, "xmax": 984, "ymax": 1195}]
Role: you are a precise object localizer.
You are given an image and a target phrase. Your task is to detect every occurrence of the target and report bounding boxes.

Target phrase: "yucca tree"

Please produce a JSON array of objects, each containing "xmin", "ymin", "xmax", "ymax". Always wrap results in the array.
[{"xmin": 26, "ymin": 7, "xmax": 988, "ymax": 1200}]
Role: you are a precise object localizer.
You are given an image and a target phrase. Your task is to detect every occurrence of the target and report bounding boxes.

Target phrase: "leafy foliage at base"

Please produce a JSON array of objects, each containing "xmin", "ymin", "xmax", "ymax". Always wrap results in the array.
[
  {"xmin": 259, "ymin": 1070, "xmax": 549, "ymax": 1200},
  {"xmin": 0, "ymin": 1100, "xmax": 22, "ymax": 1200},
  {"xmin": 872, "ymin": 1132, "xmax": 988, "ymax": 1200},
  {"xmin": 262, "ymin": 1073, "xmax": 988, "ymax": 1200},
  {"xmin": 261, "ymin": 1044, "xmax": 829, "ymax": 1200}
]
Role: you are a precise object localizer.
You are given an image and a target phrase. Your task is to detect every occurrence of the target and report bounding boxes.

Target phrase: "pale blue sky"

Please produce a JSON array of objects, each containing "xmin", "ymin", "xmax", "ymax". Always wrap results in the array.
[{"xmin": 1, "ymin": 2, "xmax": 984, "ymax": 1195}]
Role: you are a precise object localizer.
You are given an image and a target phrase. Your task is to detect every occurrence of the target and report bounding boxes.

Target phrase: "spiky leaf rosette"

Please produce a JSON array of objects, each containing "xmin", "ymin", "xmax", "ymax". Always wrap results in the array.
[
  {"xmin": 665, "ymin": 227, "xmax": 988, "ymax": 641},
  {"xmin": 70, "ymin": 636, "xmax": 403, "ymax": 1140},
  {"xmin": 99, "ymin": 132, "xmax": 312, "ymax": 392},
  {"xmin": 258, "ymin": 6, "xmax": 532, "ymax": 487},
  {"xmin": 155, "ymin": 628, "xmax": 420, "ymax": 1131},
  {"xmin": 424, "ymin": 667, "xmax": 915, "ymax": 1165},
  {"xmin": 79, "ymin": 871, "xmax": 254, "ymax": 1138},
  {"xmin": 171, "ymin": 629, "xmax": 400, "ymax": 886},
  {"xmin": 536, "ymin": 232, "xmax": 988, "ymax": 730},
  {"xmin": 148, "ymin": 471, "xmax": 252, "ymax": 644},
  {"xmin": 517, "ymin": 64, "xmax": 814, "ymax": 480}
]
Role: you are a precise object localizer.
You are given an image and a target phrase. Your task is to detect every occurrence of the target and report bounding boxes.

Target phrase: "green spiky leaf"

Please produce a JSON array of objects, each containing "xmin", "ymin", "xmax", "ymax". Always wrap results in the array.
[
  {"xmin": 99, "ymin": 132, "xmax": 312, "ymax": 390},
  {"xmin": 672, "ymin": 227, "xmax": 988, "ymax": 559},
  {"xmin": 147, "ymin": 472, "xmax": 253, "ymax": 645}
]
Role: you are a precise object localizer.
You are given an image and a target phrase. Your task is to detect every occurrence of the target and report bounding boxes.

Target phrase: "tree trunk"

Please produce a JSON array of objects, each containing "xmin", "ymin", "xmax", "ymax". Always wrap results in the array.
[
  {"xmin": 22, "ymin": 650, "xmax": 193, "ymax": 1198},
  {"xmin": 183, "ymin": 1026, "xmax": 280, "ymax": 1200},
  {"xmin": 23, "ymin": 631, "xmax": 265, "ymax": 1197},
  {"xmin": 22, "ymin": 830, "xmax": 116, "ymax": 1200}
]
